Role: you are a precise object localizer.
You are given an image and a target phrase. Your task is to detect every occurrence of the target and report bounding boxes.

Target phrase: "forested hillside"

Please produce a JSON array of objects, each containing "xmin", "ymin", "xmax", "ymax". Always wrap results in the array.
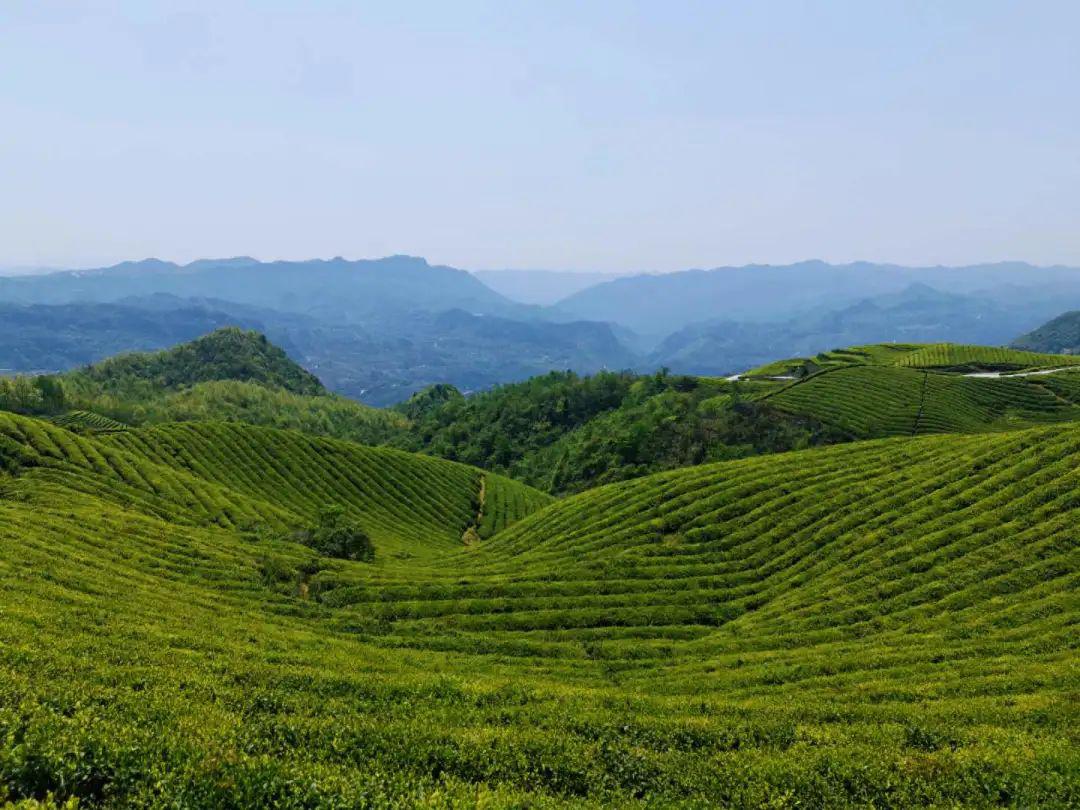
[
  {"xmin": 64, "ymin": 327, "xmax": 326, "ymax": 397},
  {"xmin": 395, "ymin": 370, "xmax": 845, "ymax": 493},
  {"xmin": 1013, "ymin": 310, "xmax": 1080, "ymax": 354},
  {"xmin": 0, "ymin": 329, "xmax": 405, "ymax": 446}
]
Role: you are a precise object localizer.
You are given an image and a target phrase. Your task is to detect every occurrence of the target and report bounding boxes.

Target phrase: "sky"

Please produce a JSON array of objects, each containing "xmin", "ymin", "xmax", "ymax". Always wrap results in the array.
[{"xmin": 2, "ymin": 1, "xmax": 1078, "ymax": 272}]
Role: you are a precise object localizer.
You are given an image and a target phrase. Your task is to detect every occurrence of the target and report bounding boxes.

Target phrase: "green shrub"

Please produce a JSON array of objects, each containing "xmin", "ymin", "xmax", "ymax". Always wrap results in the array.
[{"xmin": 303, "ymin": 506, "xmax": 374, "ymax": 562}]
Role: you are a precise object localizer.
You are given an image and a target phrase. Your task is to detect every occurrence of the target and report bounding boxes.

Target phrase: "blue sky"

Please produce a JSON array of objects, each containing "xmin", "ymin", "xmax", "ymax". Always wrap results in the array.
[{"xmin": 2, "ymin": 1, "xmax": 1078, "ymax": 270}]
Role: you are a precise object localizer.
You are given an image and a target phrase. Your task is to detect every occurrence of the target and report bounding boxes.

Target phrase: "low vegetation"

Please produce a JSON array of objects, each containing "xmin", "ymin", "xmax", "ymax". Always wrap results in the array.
[
  {"xmin": 0, "ymin": 405, "xmax": 1075, "ymax": 806},
  {"xmin": 765, "ymin": 365, "xmax": 1080, "ymax": 437}
]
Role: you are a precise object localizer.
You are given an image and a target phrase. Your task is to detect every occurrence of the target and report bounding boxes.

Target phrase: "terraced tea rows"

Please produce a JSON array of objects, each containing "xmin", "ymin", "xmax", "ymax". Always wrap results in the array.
[
  {"xmin": 746, "ymin": 342, "xmax": 1080, "ymax": 380},
  {"xmin": 764, "ymin": 364, "xmax": 1080, "ymax": 437},
  {"xmin": 50, "ymin": 409, "xmax": 129, "ymax": 434},
  {"xmin": 896, "ymin": 343, "xmax": 1080, "ymax": 371},
  {"xmin": 103, "ymin": 422, "xmax": 550, "ymax": 558},
  {"xmin": 745, "ymin": 343, "xmax": 924, "ymax": 377},
  {"xmin": 0, "ymin": 412, "xmax": 1076, "ymax": 806}
]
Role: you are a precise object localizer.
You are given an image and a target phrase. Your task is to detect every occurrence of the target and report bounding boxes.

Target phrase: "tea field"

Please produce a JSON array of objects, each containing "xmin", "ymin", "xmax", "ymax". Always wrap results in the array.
[{"xmin": 0, "ymin": 410, "xmax": 1076, "ymax": 807}]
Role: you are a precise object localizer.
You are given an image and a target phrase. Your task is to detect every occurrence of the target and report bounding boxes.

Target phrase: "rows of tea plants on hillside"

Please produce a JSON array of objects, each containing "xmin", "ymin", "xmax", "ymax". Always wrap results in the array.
[
  {"xmin": 50, "ymin": 409, "xmax": 129, "ymax": 434},
  {"xmin": 763, "ymin": 366, "xmax": 925, "ymax": 435},
  {"xmin": 913, "ymin": 370, "xmax": 1080, "ymax": 431},
  {"xmin": 104, "ymin": 422, "xmax": 550, "ymax": 557},
  {"xmin": 326, "ymin": 425, "xmax": 1078, "ymax": 661},
  {"xmin": 0, "ymin": 409, "xmax": 1075, "ymax": 806},
  {"xmin": 745, "ymin": 342, "xmax": 1080, "ymax": 382},
  {"xmin": 477, "ymin": 473, "xmax": 554, "ymax": 540},
  {"xmin": 0, "ymin": 411, "xmax": 295, "ymax": 530},
  {"xmin": 764, "ymin": 364, "xmax": 1080, "ymax": 437},
  {"xmin": 744, "ymin": 343, "xmax": 924, "ymax": 378},
  {"xmin": 896, "ymin": 342, "xmax": 1080, "ymax": 371}
]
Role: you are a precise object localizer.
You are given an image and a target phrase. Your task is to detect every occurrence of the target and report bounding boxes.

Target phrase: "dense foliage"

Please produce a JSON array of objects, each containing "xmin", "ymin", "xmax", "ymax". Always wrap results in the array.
[
  {"xmin": 0, "ymin": 410, "xmax": 1074, "ymax": 806},
  {"xmin": 64, "ymin": 327, "xmax": 326, "ymax": 397},
  {"xmin": 0, "ymin": 330, "xmax": 405, "ymax": 446},
  {"xmin": 297, "ymin": 506, "xmax": 375, "ymax": 561},
  {"xmin": 1013, "ymin": 309, "xmax": 1080, "ymax": 354},
  {"xmin": 397, "ymin": 370, "xmax": 846, "ymax": 493}
]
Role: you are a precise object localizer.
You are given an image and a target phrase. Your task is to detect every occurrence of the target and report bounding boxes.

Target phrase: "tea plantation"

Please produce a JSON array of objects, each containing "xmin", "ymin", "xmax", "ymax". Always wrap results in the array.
[{"xmin": 0, "ymin": 404, "xmax": 1077, "ymax": 807}]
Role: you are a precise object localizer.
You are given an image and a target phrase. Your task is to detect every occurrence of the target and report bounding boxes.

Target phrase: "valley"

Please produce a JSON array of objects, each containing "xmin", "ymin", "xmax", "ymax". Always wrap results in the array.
[{"xmin": 0, "ymin": 329, "xmax": 1077, "ymax": 806}]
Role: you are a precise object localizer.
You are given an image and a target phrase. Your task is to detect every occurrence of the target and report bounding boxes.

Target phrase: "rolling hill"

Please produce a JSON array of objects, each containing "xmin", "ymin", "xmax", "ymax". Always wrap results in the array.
[
  {"xmin": 745, "ymin": 343, "xmax": 1080, "ymax": 439},
  {"xmin": 396, "ymin": 370, "xmax": 843, "ymax": 494},
  {"xmin": 0, "ymin": 407, "xmax": 1075, "ymax": 806},
  {"xmin": 19, "ymin": 332, "xmax": 1080, "ymax": 496},
  {"xmin": 63, "ymin": 327, "xmax": 326, "ymax": 397}
]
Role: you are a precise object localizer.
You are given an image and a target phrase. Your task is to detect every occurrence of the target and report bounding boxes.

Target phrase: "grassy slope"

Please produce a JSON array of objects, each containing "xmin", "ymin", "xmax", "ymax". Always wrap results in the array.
[
  {"xmin": 0, "ymin": 410, "xmax": 1076, "ymax": 806},
  {"xmin": 748, "ymin": 342, "xmax": 1080, "ymax": 378},
  {"xmin": 765, "ymin": 365, "xmax": 1080, "ymax": 438},
  {"xmin": 740, "ymin": 341, "xmax": 1080, "ymax": 439}
]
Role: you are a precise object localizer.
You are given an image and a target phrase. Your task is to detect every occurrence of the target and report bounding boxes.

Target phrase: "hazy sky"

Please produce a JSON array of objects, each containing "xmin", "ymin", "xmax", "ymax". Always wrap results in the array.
[{"xmin": 2, "ymin": 1, "xmax": 1078, "ymax": 271}]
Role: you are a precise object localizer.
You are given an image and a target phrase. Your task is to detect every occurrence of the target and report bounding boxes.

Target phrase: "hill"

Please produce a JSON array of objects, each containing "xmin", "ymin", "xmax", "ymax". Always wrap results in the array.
[
  {"xmin": 64, "ymin": 327, "xmax": 326, "ymax": 397},
  {"xmin": 736, "ymin": 343, "xmax": 1080, "ymax": 439},
  {"xmin": 1013, "ymin": 310, "xmax": 1080, "ymax": 354},
  {"xmin": 23, "ymin": 335, "xmax": 1080, "ymax": 495},
  {"xmin": 0, "ymin": 409, "xmax": 1074, "ymax": 805},
  {"xmin": 0, "ymin": 330, "xmax": 407, "ymax": 446},
  {"xmin": 396, "ymin": 341, "xmax": 1080, "ymax": 493},
  {"xmin": 744, "ymin": 342, "xmax": 1080, "ymax": 379}
]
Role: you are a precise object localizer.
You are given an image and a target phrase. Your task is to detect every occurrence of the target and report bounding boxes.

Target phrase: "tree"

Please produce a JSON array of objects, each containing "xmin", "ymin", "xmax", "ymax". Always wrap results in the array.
[
  {"xmin": 34, "ymin": 375, "xmax": 66, "ymax": 413},
  {"xmin": 305, "ymin": 506, "xmax": 374, "ymax": 561}
]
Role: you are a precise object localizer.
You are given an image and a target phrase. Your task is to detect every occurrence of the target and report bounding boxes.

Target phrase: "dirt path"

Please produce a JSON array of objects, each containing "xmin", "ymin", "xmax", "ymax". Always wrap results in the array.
[
  {"xmin": 461, "ymin": 474, "xmax": 486, "ymax": 546},
  {"xmin": 964, "ymin": 367, "xmax": 1080, "ymax": 379}
]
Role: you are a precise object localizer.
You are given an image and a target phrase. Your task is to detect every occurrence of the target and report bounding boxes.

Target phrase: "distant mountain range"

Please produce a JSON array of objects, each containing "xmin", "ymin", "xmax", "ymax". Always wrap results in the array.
[
  {"xmin": 472, "ymin": 269, "xmax": 626, "ymax": 306},
  {"xmin": 4, "ymin": 256, "xmax": 1080, "ymax": 401},
  {"xmin": 0, "ymin": 255, "xmax": 518, "ymax": 322},
  {"xmin": 551, "ymin": 260, "xmax": 1080, "ymax": 341},
  {"xmin": 648, "ymin": 283, "xmax": 1039, "ymax": 376},
  {"xmin": 0, "ymin": 257, "xmax": 629, "ymax": 404}
]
